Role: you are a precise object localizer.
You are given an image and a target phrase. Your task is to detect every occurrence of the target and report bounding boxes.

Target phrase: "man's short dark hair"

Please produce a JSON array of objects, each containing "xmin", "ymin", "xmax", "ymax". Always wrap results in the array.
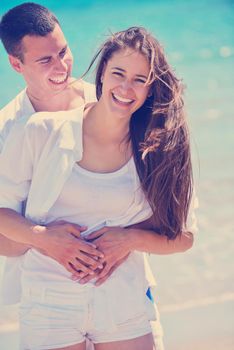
[{"xmin": 0, "ymin": 2, "xmax": 60, "ymax": 61}]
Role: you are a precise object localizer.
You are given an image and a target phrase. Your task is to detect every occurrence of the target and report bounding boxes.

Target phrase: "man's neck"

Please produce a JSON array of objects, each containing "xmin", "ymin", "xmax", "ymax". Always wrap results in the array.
[{"xmin": 26, "ymin": 79, "xmax": 85, "ymax": 112}]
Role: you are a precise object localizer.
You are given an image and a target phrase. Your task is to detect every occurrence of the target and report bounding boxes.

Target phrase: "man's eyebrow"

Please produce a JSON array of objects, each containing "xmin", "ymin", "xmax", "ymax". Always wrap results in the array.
[
  {"xmin": 35, "ymin": 46, "xmax": 67, "ymax": 62},
  {"xmin": 111, "ymin": 67, "xmax": 147, "ymax": 79},
  {"xmin": 35, "ymin": 55, "xmax": 51, "ymax": 62}
]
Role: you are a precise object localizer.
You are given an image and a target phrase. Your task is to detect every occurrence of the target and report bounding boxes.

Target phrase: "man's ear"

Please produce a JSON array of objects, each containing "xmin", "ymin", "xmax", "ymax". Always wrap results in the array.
[{"xmin": 8, "ymin": 55, "xmax": 23, "ymax": 73}]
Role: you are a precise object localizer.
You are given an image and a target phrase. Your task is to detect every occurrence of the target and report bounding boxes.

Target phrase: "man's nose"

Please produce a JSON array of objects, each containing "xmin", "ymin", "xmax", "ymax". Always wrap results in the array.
[{"xmin": 54, "ymin": 57, "xmax": 67, "ymax": 72}]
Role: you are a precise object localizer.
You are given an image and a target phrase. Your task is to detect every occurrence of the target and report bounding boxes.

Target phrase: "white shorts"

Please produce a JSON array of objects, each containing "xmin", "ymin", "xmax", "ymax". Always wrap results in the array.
[{"xmin": 19, "ymin": 284, "xmax": 162, "ymax": 350}]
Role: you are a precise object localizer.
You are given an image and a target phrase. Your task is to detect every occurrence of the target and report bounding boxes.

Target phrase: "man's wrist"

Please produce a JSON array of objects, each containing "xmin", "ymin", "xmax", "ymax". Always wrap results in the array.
[{"xmin": 30, "ymin": 224, "xmax": 47, "ymax": 249}]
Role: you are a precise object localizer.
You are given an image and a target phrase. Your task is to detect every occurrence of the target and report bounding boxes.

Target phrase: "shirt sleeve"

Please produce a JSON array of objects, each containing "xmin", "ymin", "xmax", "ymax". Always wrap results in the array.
[
  {"xmin": 83, "ymin": 81, "xmax": 97, "ymax": 103},
  {"xmin": 0, "ymin": 121, "xmax": 33, "ymax": 213}
]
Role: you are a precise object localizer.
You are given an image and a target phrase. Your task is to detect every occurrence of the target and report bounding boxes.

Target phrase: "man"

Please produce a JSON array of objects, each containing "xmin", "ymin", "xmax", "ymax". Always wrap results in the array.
[
  {"xmin": 0, "ymin": 3, "xmax": 194, "ymax": 349},
  {"xmin": 0, "ymin": 2, "xmax": 97, "ymax": 260}
]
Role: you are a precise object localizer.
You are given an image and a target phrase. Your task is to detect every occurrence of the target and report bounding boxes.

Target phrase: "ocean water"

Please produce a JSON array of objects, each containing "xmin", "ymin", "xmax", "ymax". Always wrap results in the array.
[{"xmin": 0, "ymin": 0, "xmax": 234, "ymax": 346}]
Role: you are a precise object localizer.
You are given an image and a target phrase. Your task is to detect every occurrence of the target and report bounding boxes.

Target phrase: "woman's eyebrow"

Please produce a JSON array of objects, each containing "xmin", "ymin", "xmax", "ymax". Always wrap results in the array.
[{"xmin": 111, "ymin": 67, "xmax": 147, "ymax": 79}]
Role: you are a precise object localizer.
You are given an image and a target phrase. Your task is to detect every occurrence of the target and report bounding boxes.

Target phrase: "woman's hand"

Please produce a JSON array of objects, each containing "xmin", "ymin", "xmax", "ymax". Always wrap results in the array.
[
  {"xmin": 72, "ymin": 226, "xmax": 133, "ymax": 285},
  {"xmin": 33, "ymin": 221, "xmax": 105, "ymax": 278},
  {"xmin": 74, "ymin": 255, "xmax": 129, "ymax": 286}
]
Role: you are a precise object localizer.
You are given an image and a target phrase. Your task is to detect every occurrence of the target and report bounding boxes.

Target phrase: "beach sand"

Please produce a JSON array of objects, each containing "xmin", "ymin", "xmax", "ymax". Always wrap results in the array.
[{"xmin": 1, "ymin": 299, "xmax": 233, "ymax": 350}]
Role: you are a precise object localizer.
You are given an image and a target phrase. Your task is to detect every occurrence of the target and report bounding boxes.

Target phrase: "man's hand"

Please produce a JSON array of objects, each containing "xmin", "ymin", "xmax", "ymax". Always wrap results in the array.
[{"xmin": 33, "ymin": 221, "xmax": 105, "ymax": 278}]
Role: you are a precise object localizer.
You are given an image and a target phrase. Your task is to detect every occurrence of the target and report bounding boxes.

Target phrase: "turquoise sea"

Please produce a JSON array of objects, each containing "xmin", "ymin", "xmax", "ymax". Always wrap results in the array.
[{"xmin": 0, "ymin": 1, "xmax": 234, "ymax": 349}]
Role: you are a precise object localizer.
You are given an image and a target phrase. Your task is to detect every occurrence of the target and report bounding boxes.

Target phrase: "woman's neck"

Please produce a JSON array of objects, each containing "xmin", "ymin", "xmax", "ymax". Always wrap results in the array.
[{"xmin": 84, "ymin": 99, "xmax": 130, "ymax": 146}]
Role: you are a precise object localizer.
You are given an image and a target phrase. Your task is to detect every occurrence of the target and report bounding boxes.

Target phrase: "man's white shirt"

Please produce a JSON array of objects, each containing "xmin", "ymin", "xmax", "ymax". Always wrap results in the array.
[{"xmin": 0, "ymin": 80, "xmax": 97, "ymax": 304}]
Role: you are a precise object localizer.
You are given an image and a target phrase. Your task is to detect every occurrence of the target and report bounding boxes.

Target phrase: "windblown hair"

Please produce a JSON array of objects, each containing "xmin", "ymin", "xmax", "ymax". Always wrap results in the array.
[
  {"xmin": 85, "ymin": 26, "xmax": 193, "ymax": 239},
  {"xmin": 0, "ymin": 2, "xmax": 59, "ymax": 61}
]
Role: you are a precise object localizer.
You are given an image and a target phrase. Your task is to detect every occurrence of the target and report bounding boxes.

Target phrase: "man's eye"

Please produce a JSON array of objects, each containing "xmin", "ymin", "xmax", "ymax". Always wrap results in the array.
[
  {"xmin": 40, "ymin": 58, "xmax": 51, "ymax": 64},
  {"xmin": 59, "ymin": 49, "xmax": 67, "ymax": 58}
]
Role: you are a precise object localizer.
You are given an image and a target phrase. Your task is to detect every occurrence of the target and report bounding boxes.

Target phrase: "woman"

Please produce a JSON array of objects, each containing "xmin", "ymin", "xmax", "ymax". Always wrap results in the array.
[{"xmin": 0, "ymin": 27, "xmax": 195, "ymax": 349}]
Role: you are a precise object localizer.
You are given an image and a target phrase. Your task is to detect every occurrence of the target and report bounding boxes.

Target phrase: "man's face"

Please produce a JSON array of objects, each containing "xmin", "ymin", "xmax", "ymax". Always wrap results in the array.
[{"xmin": 10, "ymin": 24, "xmax": 73, "ymax": 98}]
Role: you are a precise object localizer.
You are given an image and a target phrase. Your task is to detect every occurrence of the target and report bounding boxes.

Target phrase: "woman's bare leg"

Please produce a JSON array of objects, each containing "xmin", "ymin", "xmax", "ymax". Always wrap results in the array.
[
  {"xmin": 50, "ymin": 341, "xmax": 86, "ymax": 350},
  {"xmin": 94, "ymin": 333, "xmax": 155, "ymax": 350}
]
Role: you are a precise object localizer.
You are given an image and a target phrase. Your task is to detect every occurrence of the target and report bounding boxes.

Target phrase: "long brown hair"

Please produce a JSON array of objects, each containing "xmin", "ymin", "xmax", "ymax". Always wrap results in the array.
[{"xmin": 85, "ymin": 27, "xmax": 193, "ymax": 239}]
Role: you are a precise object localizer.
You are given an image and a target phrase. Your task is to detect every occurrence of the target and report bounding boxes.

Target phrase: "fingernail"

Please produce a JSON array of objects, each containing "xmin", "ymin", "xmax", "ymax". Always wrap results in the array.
[
  {"xmin": 71, "ymin": 276, "xmax": 79, "ymax": 281},
  {"xmin": 98, "ymin": 265, "xmax": 103, "ymax": 269},
  {"xmin": 89, "ymin": 271, "xmax": 95, "ymax": 275}
]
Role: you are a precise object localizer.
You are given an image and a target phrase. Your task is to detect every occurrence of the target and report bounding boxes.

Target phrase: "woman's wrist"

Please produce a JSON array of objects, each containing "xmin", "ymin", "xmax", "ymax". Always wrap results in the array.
[{"xmin": 126, "ymin": 228, "xmax": 143, "ymax": 252}]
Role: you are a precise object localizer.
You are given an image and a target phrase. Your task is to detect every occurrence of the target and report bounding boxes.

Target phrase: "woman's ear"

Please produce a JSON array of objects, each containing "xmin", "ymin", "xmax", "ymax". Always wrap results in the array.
[
  {"xmin": 100, "ymin": 62, "xmax": 107, "ymax": 84},
  {"xmin": 148, "ymin": 88, "xmax": 153, "ymax": 98}
]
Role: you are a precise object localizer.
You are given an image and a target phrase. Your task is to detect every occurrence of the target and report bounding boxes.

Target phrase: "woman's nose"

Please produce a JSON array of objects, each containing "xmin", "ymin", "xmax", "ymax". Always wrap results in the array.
[{"xmin": 120, "ymin": 80, "xmax": 132, "ymax": 92}]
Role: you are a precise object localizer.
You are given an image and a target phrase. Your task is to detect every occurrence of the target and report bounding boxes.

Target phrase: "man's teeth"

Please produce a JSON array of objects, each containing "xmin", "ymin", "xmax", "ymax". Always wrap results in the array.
[
  {"xmin": 113, "ymin": 93, "xmax": 134, "ymax": 103},
  {"xmin": 49, "ymin": 76, "xmax": 67, "ymax": 84}
]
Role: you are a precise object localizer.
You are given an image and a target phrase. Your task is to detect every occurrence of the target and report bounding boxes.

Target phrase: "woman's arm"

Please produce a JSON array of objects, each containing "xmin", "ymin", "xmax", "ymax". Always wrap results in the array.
[
  {"xmin": 86, "ymin": 223, "xmax": 194, "ymax": 258},
  {"xmin": 80, "ymin": 196, "xmax": 198, "ymax": 284},
  {"xmin": 126, "ymin": 217, "xmax": 194, "ymax": 254},
  {"xmin": 77, "ymin": 222, "xmax": 194, "ymax": 285}
]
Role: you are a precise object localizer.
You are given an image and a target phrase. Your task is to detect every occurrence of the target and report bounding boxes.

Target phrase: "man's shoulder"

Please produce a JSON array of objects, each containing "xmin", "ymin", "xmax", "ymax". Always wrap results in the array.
[
  {"xmin": 83, "ymin": 80, "xmax": 96, "ymax": 103},
  {"xmin": 0, "ymin": 90, "xmax": 26, "ymax": 121},
  {"xmin": 0, "ymin": 90, "xmax": 29, "ymax": 150},
  {"xmin": 26, "ymin": 105, "xmax": 84, "ymax": 131},
  {"xmin": 0, "ymin": 90, "xmax": 31, "ymax": 132},
  {"xmin": 23, "ymin": 106, "xmax": 84, "ymax": 154}
]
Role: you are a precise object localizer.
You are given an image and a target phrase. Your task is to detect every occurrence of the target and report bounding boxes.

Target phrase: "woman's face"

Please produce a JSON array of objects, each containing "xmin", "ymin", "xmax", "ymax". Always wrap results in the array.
[{"xmin": 100, "ymin": 48, "xmax": 151, "ymax": 119}]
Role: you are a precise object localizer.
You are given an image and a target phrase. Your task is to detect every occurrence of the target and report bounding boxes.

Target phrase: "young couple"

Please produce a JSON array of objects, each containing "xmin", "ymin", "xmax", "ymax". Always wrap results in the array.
[{"xmin": 0, "ymin": 3, "xmax": 196, "ymax": 350}]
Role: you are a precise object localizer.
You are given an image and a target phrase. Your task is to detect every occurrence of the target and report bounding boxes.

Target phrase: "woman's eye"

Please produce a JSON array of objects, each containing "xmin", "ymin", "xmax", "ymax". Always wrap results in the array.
[
  {"xmin": 113, "ymin": 72, "xmax": 123, "ymax": 77},
  {"xmin": 135, "ymin": 78, "xmax": 146, "ymax": 84}
]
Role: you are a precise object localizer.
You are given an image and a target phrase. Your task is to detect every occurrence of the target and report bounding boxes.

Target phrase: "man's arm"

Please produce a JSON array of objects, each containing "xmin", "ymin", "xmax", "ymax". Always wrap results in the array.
[
  {"xmin": 0, "ymin": 233, "xmax": 30, "ymax": 257},
  {"xmin": 0, "ymin": 208, "xmax": 104, "ymax": 277}
]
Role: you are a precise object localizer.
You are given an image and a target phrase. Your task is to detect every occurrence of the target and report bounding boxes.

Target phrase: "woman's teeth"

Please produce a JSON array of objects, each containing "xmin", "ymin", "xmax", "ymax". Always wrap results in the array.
[{"xmin": 112, "ymin": 93, "xmax": 134, "ymax": 104}]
